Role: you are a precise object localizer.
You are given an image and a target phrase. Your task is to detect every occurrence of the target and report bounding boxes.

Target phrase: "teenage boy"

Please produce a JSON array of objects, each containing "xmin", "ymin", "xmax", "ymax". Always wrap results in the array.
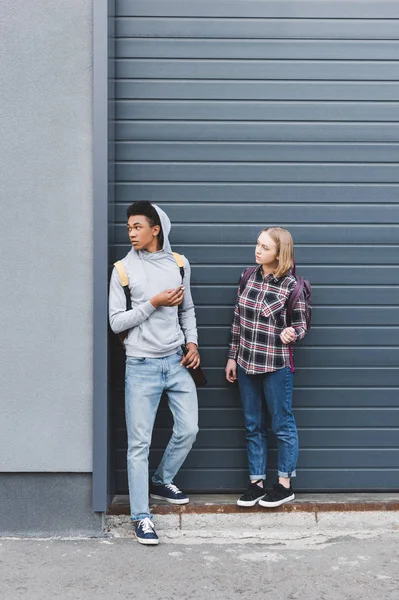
[{"xmin": 109, "ymin": 202, "xmax": 200, "ymax": 545}]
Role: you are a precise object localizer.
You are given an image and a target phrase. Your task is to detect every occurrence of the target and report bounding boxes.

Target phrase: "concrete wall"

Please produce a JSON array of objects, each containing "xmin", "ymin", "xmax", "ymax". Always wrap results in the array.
[{"xmin": 0, "ymin": 0, "xmax": 93, "ymax": 472}]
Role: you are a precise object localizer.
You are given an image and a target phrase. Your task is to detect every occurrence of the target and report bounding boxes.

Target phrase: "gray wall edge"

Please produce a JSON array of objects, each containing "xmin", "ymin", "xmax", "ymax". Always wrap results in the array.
[{"xmin": 0, "ymin": 474, "xmax": 104, "ymax": 537}]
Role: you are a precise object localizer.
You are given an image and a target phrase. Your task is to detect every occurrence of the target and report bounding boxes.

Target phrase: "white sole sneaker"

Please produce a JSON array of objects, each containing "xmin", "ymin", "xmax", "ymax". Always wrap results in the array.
[
  {"xmin": 150, "ymin": 494, "xmax": 189, "ymax": 505},
  {"xmin": 259, "ymin": 493, "xmax": 295, "ymax": 508},
  {"xmin": 236, "ymin": 497, "xmax": 262, "ymax": 507},
  {"xmin": 136, "ymin": 535, "xmax": 159, "ymax": 545}
]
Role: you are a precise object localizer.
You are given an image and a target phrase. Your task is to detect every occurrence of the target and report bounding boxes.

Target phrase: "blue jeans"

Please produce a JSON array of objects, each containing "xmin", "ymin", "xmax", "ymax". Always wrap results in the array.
[
  {"xmin": 238, "ymin": 365, "xmax": 298, "ymax": 480},
  {"xmin": 125, "ymin": 350, "xmax": 198, "ymax": 521}
]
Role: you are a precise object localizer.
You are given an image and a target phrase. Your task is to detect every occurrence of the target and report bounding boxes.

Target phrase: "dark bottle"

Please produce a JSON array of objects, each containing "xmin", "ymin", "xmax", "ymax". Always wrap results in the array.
[{"xmin": 181, "ymin": 344, "xmax": 207, "ymax": 387}]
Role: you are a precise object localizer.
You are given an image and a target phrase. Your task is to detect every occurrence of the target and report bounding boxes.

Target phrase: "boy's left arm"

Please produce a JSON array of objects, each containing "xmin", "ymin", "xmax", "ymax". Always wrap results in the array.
[{"xmin": 179, "ymin": 258, "xmax": 200, "ymax": 368}]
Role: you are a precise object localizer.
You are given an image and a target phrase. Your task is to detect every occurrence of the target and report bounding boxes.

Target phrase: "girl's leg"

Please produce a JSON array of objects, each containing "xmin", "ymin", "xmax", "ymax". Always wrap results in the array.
[
  {"xmin": 237, "ymin": 365, "xmax": 267, "ymax": 483},
  {"xmin": 263, "ymin": 366, "xmax": 298, "ymax": 484}
]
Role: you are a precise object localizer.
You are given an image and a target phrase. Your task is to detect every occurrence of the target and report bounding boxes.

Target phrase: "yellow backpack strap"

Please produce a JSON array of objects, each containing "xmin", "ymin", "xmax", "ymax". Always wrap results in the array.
[
  {"xmin": 114, "ymin": 261, "xmax": 129, "ymax": 287},
  {"xmin": 172, "ymin": 252, "xmax": 184, "ymax": 268},
  {"xmin": 114, "ymin": 261, "xmax": 131, "ymax": 311},
  {"xmin": 172, "ymin": 252, "xmax": 185, "ymax": 282}
]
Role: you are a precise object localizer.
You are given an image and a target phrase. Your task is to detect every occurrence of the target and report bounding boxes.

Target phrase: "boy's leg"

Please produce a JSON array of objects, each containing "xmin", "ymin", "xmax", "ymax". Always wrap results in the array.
[
  {"xmin": 125, "ymin": 356, "xmax": 163, "ymax": 521},
  {"xmin": 152, "ymin": 351, "xmax": 198, "ymax": 486},
  {"xmin": 263, "ymin": 366, "xmax": 298, "ymax": 480},
  {"xmin": 237, "ymin": 365, "xmax": 267, "ymax": 482}
]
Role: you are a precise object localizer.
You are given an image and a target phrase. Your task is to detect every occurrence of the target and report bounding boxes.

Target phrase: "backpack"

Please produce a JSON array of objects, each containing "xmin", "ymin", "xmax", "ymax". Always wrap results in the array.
[
  {"xmin": 238, "ymin": 263, "xmax": 312, "ymax": 331},
  {"xmin": 114, "ymin": 252, "xmax": 185, "ymax": 345}
]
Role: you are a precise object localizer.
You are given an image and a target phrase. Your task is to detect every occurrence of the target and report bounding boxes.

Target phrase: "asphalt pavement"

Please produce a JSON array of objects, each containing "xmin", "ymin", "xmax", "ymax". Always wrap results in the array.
[{"xmin": 1, "ymin": 531, "xmax": 399, "ymax": 600}]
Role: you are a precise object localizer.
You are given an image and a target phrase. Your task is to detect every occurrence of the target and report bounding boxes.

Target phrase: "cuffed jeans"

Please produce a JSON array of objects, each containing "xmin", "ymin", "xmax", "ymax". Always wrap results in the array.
[
  {"xmin": 125, "ymin": 350, "xmax": 198, "ymax": 521},
  {"xmin": 238, "ymin": 365, "xmax": 298, "ymax": 480}
]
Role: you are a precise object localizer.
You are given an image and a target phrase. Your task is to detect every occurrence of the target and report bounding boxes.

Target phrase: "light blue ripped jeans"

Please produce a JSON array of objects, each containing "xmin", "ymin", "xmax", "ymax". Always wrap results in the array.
[{"xmin": 125, "ymin": 350, "xmax": 198, "ymax": 521}]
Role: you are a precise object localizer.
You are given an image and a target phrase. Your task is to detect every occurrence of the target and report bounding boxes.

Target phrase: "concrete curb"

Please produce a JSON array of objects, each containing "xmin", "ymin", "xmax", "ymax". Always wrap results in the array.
[{"xmin": 107, "ymin": 494, "xmax": 399, "ymax": 542}]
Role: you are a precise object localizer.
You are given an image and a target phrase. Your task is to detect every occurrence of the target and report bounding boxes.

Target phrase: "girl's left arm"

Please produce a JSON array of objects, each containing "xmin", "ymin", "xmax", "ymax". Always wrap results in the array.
[{"xmin": 291, "ymin": 289, "xmax": 307, "ymax": 342}]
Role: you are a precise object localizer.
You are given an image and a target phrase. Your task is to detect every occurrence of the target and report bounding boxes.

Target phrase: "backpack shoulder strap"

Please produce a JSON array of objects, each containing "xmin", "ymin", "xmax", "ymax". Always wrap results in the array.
[
  {"xmin": 172, "ymin": 252, "xmax": 184, "ymax": 268},
  {"xmin": 286, "ymin": 277, "xmax": 304, "ymax": 326},
  {"xmin": 114, "ymin": 260, "xmax": 131, "ymax": 310},
  {"xmin": 239, "ymin": 266, "xmax": 258, "ymax": 294},
  {"xmin": 172, "ymin": 251, "xmax": 185, "ymax": 281},
  {"xmin": 114, "ymin": 260, "xmax": 129, "ymax": 287}
]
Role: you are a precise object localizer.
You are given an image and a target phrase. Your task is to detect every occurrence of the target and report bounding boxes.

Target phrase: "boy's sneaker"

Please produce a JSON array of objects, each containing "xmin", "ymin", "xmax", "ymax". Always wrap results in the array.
[
  {"xmin": 258, "ymin": 481, "xmax": 295, "ymax": 508},
  {"xmin": 150, "ymin": 482, "xmax": 189, "ymax": 505},
  {"xmin": 237, "ymin": 480, "xmax": 265, "ymax": 507},
  {"xmin": 134, "ymin": 517, "xmax": 159, "ymax": 545}
]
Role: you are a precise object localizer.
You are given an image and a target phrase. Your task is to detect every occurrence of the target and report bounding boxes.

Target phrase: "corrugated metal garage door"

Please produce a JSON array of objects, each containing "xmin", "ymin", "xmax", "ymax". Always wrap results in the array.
[{"xmin": 111, "ymin": 0, "xmax": 399, "ymax": 492}]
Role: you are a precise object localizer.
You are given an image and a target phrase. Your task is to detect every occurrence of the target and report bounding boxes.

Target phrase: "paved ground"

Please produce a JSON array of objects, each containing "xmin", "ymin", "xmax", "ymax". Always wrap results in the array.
[{"xmin": 1, "ymin": 532, "xmax": 399, "ymax": 600}]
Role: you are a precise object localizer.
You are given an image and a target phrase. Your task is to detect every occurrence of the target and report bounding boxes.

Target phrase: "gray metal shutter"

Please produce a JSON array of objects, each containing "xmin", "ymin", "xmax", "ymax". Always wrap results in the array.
[{"xmin": 111, "ymin": 0, "xmax": 399, "ymax": 492}]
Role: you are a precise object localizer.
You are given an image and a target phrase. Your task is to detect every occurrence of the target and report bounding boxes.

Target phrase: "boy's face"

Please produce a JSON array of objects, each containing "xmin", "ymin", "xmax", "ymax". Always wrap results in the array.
[{"xmin": 126, "ymin": 215, "xmax": 160, "ymax": 251}]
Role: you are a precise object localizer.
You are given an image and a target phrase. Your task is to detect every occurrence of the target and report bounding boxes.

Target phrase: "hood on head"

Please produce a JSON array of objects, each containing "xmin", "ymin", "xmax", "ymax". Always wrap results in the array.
[{"xmin": 153, "ymin": 204, "xmax": 172, "ymax": 254}]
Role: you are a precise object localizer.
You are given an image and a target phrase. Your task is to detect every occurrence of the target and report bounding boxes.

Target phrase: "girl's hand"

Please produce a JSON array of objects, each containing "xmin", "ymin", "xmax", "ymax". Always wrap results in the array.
[
  {"xmin": 280, "ymin": 327, "xmax": 297, "ymax": 345},
  {"xmin": 225, "ymin": 359, "xmax": 238, "ymax": 383}
]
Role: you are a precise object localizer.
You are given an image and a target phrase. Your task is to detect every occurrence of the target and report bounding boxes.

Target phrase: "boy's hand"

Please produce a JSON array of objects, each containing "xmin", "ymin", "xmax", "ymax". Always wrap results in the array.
[
  {"xmin": 181, "ymin": 343, "xmax": 200, "ymax": 369},
  {"xmin": 151, "ymin": 286, "xmax": 184, "ymax": 308}
]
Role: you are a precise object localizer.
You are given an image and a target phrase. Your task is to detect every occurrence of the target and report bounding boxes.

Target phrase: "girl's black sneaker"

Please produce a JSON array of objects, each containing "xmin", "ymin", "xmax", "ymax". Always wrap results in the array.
[
  {"xmin": 237, "ymin": 480, "xmax": 265, "ymax": 507},
  {"xmin": 259, "ymin": 482, "xmax": 295, "ymax": 508}
]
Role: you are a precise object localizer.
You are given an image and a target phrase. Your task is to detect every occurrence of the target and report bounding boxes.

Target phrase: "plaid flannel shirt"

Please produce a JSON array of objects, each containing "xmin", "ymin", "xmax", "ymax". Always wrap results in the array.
[{"xmin": 228, "ymin": 266, "xmax": 307, "ymax": 374}]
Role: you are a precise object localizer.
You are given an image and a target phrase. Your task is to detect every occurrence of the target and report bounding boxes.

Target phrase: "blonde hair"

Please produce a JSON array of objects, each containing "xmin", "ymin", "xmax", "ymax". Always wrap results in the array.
[{"xmin": 262, "ymin": 227, "xmax": 294, "ymax": 278}]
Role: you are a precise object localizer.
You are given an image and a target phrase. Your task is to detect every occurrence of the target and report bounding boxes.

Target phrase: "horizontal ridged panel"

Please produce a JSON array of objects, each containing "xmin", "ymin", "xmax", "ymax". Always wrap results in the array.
[
  {"xmin": 115, "ymin": 407, "xmax": 399, "ymax": 429},
  {"xmin": 116, "ymin": 122, "xmax": 399, "ymax": 142},
  {"xmin": 117, "ymin": 39, "xmax": 399, "ymax": 60},
  {"xmin": 196, "ymin": 326, "xmax": 399, "ymax": 347},
  {"xmin": 116, "ymin": 81, "xmax": 399, "ymax": 101},
  {"xmin": 116, "ymin": 102, "xmax": 399, "ymax": 123},
  {"xmin": 114, "ymin": 223, "xmax": 399, "ymax": 244},
  {"xmin": 114, "ymin": 428, "xmax": 399, "ymax": 450},
  {"xmin": 198, "ymin": 326, "xmax": 399, "ymax": 347},
  {"xmin": 111, "ymin": 1, "xmax": 399, "ymax": 492},
  {"xmin": 115, "ymin": 245, "xmax": 399, "ymax": 266},
  {"xmin": 116, "ymin": 1, "xmax": 399, "ymax": 19},
  {"xmin": 194, "ymin": 307, "xmax": 399, "ymax": 325},
  {"xmin": 112, "ymin": 387, "xmax": 399, "ymax": 409},
  {"xmin": 116, "ymin": 60, "xmax": 399, "ymax": 81},
  {"xmin": 114, "ymin": 183, "xmax": 399, "ymax": 203},
  {"xmin": 116, "ymin": 18, "xmax": 399, "ymax": 40},
  {"xmin": 116, "ymin": 141, "xmax": 399, "ymax": 162},
  {"xmin": 116, "ymin": 163, "xmax": 399, "ymax": 183},
  {"xmin": 116, "ymin": 449, "xmax": 399, "ymax": 470},
  {"xmin": 115, "ymin": 203, "xmax": 399, "ymax": 222},
  {"xmin": 114, "ymin": 469, "xmax": 399, "ymax": 492},
  {"xmin": 191, "ymin": 267, "xmax": 399, "ymax": 286}
]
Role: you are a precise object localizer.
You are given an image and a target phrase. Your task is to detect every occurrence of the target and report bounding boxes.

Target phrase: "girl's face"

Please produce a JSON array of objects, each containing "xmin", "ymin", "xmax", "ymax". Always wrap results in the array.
[{"xmin": 255, "ymin": 231, "xmax": 279, "ymax": 269}]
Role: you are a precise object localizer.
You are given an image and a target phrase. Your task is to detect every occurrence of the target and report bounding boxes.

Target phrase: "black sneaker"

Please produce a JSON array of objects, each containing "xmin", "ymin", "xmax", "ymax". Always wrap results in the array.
[
  {"xmin": 237, "ymin": 480, "xmax": 265, "ymax": 507},
  {"xmin": 259, "ymin": 482, "xmax": 295, "ymax": 508},
  {"xmin": 150, "ymin": 482, "xmax": 189, "ymax": 505},
  {"xmin": 135, "ymin": 517, "xmax": 159, "ymax": 545}
]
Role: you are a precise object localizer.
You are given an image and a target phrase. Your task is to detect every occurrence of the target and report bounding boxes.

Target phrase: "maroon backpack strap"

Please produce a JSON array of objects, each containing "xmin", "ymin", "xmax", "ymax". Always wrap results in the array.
[
  {"xmin": 239, "ymin": 266, "xmax": 258, "ymax": 294},
  {"xmin": 286, "ymin": 277, "xmax": 305, "ymax": 326},
  {"xmin": 287, "ymin": 273, "xmax": 302, "ymax": 374}
]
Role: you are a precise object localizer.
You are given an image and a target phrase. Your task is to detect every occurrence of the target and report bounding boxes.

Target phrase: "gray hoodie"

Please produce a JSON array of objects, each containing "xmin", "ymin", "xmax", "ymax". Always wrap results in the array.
[{"xmin": 108, "ymin": 205, "xmax": 198, "ymax": 358}]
